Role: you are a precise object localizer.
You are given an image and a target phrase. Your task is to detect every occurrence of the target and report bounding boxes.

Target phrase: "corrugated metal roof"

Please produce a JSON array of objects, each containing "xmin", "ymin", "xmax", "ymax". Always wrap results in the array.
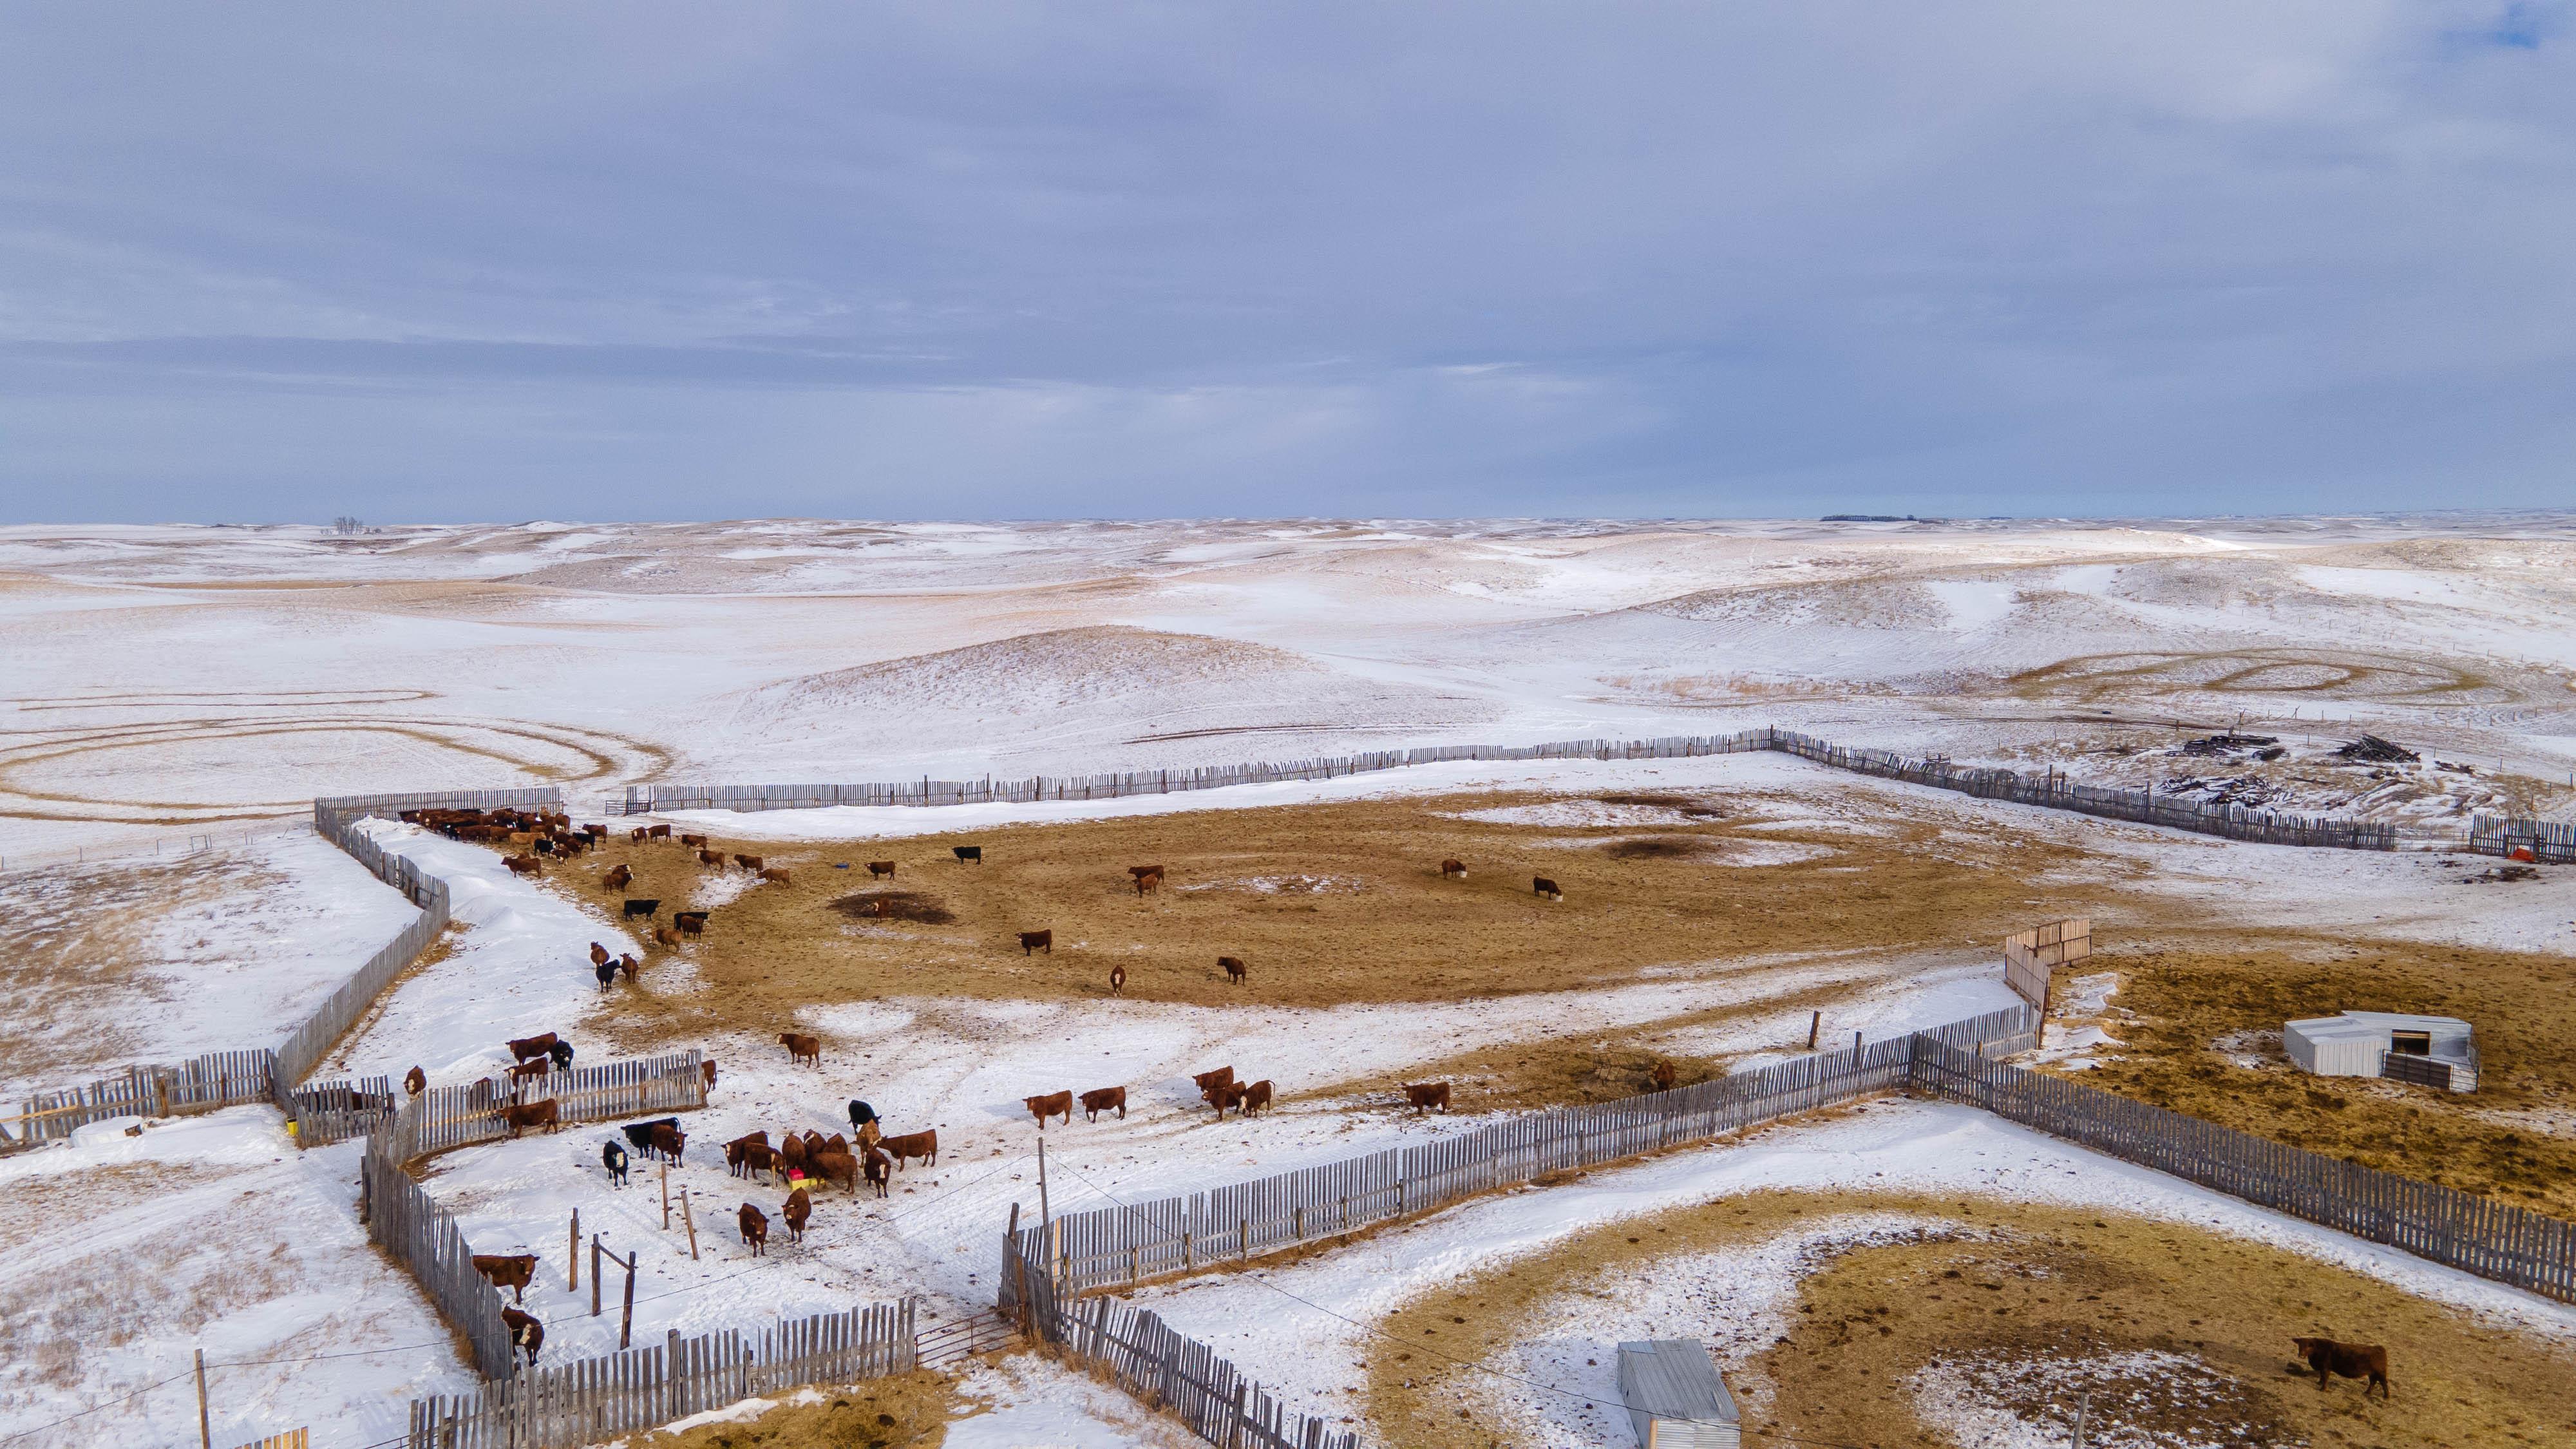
[{"xmin": 1617, "ymin": 1340, "xmax": 1739, "ymax": 1425}]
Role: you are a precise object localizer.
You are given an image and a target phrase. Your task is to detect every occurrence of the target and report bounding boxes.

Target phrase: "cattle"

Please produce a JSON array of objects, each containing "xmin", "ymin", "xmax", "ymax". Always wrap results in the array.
[
  {"xmin": 1204, "ymin": 1081, "xmax": 1247, "ymax": 1119},
  {"xmin": 758, "ymin": 867, "xmax": 792, "ymax": 886},
  {"xmin": 1024, "ymin": 1090, "xmax": 1074, "ymax": 1128},
  {"xmin": 509, "ymin": 1059, "xmax": 551, "ymax": 1088},
  {"xmin": 1134, "ymin": 869, "xmax": 1163, "ymax": 897},
  {"xmin": 654, "ymin": 925, "xmax": 681, "ymax": 947},
  {"xmin": 1439, "ymin": 858, "xmax": 1467, "ymax": 879},
  {"xmin": 879, "ymin": 1128, "xmax": 938, "ymax": 1170},
  {"xmin": 782, "ymin": 1187, "xmax": 811, "ymax": 1243},
  {"xmin": 618, "ymin": 954, "xmax": 641, "ymax": 983},
  {"xmin": 702, "ymin": 1059, "xmax": 719, "ymax": 1090},
  {"xmin": 862, "ymin": 1146, "xmax": 891, "ymax": 1197},
  {"xmin": 867, "ymin": 860, "xmax": 896, "ymax": 880},
  {"xmin": 472, "ymin": 1253, "xmax": 538, "ymax": 1303},
  {"xmin": 603, "ymin": 863, "xmax": 634, "ymax": 891},
  {"xmin": 622, "ymin": 898, "xmax": 660, "ymax": 920},
  {"xmin": 603, "ymin": 1140, "xmax": 630, "ymax": 1187},
  {"xmin": 1109, "ymin": 964, "xmax": 1126, "ymax": 996},
  {"xmin": 1532, "ymin": 876, "xmax": 1563, "ymax": 901},
  {"xmin": 503, "ymin": 1099, "xmax": 560, "ymax": 1137},
  {"xmin": 1403, "ymin": 1082, "xmax": 1451, "ymax": 1114},
  {"xmin": 734, "ymin": 853, "xmax": 764, "ymax": 873},
  {"xmin": 779, "ymin": 1032, "xmax": 822, "ymax": 1066},
  {"xmin": 2291, "ymin": 1338, "xmax": 2390, "ymax": 1399},
  {"xmin": 630, "ymin": 827, "xmax": 650, "ymax": 844},
  {"xmin": 1239, "ymin": 1080, "xmax": 1273, "ymax": 1117},
  {"xmin": 646, "ymin": 825, "xmax": 672, "ymax": 841},
  {"xmin": 1019, "ymin": 929, "xmax": 1052, "ymax": 956},
  {"xmin": 502, "ymin": 1308, "xmax": 545, "ymax": 1365},
  {"xmin": 549, "ymin": 1040, "xmax": 573, "ymax": 1073},
  {"xmin": 404, "ymin": 1065, "xmax": 426, "ymax": 1096},
  {"xmin": 507, "ymin": 1033, "xmax": 560, "ymax": 1064},
  {"xmin": 680, "ymin": 833, "xmax": 708, "ymax": 849},
  {"xmin": 739, "ymin": 1202, "xmax": 770, "ymax": 1256},
  {"xmin": 725, "ymin": 1130, "xmax": 770, "ymax": 1176},
  {"xmin": 589, "ymin": 942, "xmax": 611, "ymax": 968},
  {"xmin": 779, "ymin": 1132, "xmax": 809, "ymax": 1174},
  {"xmin": 531, "ymin": 836, "xmax": 554, "ymax": 857},
  {"xmin": 1649, "ymin": 1061, "xmax": 1677, "ymax": 1092},
  {"xmin": 502, "ymin": 855, "xmax": 542, "ymax": 878},
  {"xmin": 952, "ymin": 846, "xmax": 983, "ymax": 864},
  {"xmin": 648, "ymin": 1122, "xmax": 685, "ymax": 1164},
  {"xmin": 1081, "ymin": 1086, "xmax": 1127, "ymax": 1122},
  {"xmin": 1219, "ymin": 955, "xmax": 1247, "ymax": 986},
  {"xmin": 594, "ymin": 961, "xmax": 618, "ymax": 991},
  {"xmin": 857, "ymin": 1119, "xmax": 882, "ymax": 1150},
  {"xmin": 583, "ymin": 825, "xmax": 608, "ymax": 844},
  {"xmin": 822, "ymin": 1132, "xmax": 848, "ymax": 1156},
  {"xmin": 811, "ymin": 1150, "xmax": 860, "ymax": 1195},
  {"xmin": 848, "ymin": 1099, "xmax": 876, "ymax": 1133},
  {"xmin": 1192, "ymin": 1066, "xmax": 1235, "ymax": 1094},
  {"xmin": 672, "ymin": 911, "xmax": 708, "ymax": 938},
  {"xmin": 621, "ymin": 1116, "xmax": 682, "ymax": 1160},
  {"xmin": 737, "ymin": 1141, "xmax": 777, "ymax": 1181},
  {"xmin": 1127, "ymin": 864, "xmax": 1164, "ymax": 880},
  {"xmin": 697, "ymin": 848, "xmax": 724, "ymax": 867}
]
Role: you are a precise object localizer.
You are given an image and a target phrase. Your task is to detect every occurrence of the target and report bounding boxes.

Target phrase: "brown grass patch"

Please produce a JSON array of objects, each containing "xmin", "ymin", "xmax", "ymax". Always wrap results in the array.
[
  {"xmin": 0, "ymin": 851, "xmax": 256, "ymax": 1087},
  {"xmin": 827, "ymin": 891, "xmax": 957, "ymax": 925},
  {"xmin": 1367, "ymin": 1190, "xmax": 2576, "ymax": 1449},
  {"xmin": 636, "ymin": 1369, "xmax": 956, "ymax": 1448},
  {"xmin": 2051, "ymin": 935, "xmax": 2576, "ymax": 1217},
  {"xmin": 544, "ymin": 789, "xmax": 2130, "ymax": 1046}
]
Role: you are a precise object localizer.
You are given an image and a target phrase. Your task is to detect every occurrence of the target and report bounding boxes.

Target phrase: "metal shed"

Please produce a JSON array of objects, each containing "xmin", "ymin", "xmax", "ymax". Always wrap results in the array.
[
  {"xmin": 2285, "ymin": 1011, "xmax": 2477, "ymax": 1092},
  {"xmin": 1615, "ymin": 1341, "xmax": 1740, "ymax": 1449}
]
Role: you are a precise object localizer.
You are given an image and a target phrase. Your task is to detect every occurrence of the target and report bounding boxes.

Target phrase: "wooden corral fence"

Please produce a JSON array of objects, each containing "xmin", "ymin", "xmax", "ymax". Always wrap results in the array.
[
  {"xmin": 381, "ymin": 1052, "xmax": 707, "ymax": 1165},
  {"xmin": 1909, "ymin": 1034, "xmax": 2576, "ymax": 1303},
  {"xmin": 3, "ymin": 1050, "xmax": 279, "ymax": 1150},
  {"xmin": 283, "ymin": 1074, "xmax": 397, "ymax": 1147},
  {"xmin": 1021, "ymin": 1008, "xmax": 2039, "ymax": 1298},
  {"xmin": 363, "ymin": 1123, "xmax": 520, "ymax": 1379},
  {"xmin": 403, "ymin": 1303, "xmax": 917, "ymax": 1449},
  {"xmin": 2470, "ymin": 813, "xmax": 2576, "ymax": 863},
  {"xmin": 620, "ymin": 726, "xmax": 2404, "ymax": 851},
  {"xmin": 2001, "ymin": 917, "xmax": 2091, "ymax": 1013},
  {"xmin": 1003, "ymin": 1238, "xmax": 1359, "ymax": 1449},
  {"xmin": 229, "ymin": 1429, "xmax": 308, "ymax": 1449}
]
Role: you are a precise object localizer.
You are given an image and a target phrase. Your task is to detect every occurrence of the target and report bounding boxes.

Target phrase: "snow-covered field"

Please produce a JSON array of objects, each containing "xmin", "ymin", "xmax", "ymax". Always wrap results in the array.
[{"xmin": 6, "ymin": 516, "xmax": 2575, "ymax": 1448}]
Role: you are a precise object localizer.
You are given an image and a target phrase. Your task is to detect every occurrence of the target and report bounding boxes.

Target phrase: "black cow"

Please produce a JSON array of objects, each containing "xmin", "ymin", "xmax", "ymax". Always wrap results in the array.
[
  {"xmin": 622, "ymin": 898, "xmax": 660, "ymax": 919},
  {"xmin": 548, "ymin": 1040, "xmax": 573, "ymax": 1073},
  {"xmin": 621, "ymin": 1116, "xmax": 681, "ymax": 1157},
  {"xmin": 848, "ymin": 1099, "xmax": 876, "ymax": 1133},
  {"xmin": 952, "ymin": 845, "xmax": 983, "ymax": 864},
  {"xmin": 603, "ymin": 1139, "xmax": 630, "ymax": 1187}
]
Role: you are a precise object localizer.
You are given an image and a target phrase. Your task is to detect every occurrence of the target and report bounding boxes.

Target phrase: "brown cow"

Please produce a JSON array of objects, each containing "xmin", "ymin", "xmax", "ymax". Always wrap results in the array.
[
  {"xmin": 588, "ymin": 942, "xmax": 611, "ymax": 968},
  {"xmin": 1204, "ymin": 1081, "xmax": 1247, "ymax": 1119},
  {"xmin": 1218, "ymin": 955, "xmax": 1247, "ymax": 986},
  {"xmin": 503, "ymin": 855, "xmax": 542, "ymax": 877},
  {"xmin": 1109, "ymin": 964, "xmax": 1126, "ymax": 996},
  {"xmin": 645, "ymin": 824, "xmax": 672, "ymax": 841},
  {"xmin": 630, "ymin": 827, "xmax": 650, "ymax": 844},
  {"xmin": 698, "ymin": 848, "xmax": 724, "ymax": 867},
  {"xmin": 471, "ymin": 1253, "xmax": 538, "ymax": 1303},
  {"xmin": 654, "ymin": 925, "xmax": 681, "ymax": 947},
  {"xmin": 618, "ymin": 953, "xmax": 641, "ymax": 982},
  {"xmin": 734, "ymin": 853, "xmax": 764, "ymax": 873},
  {"xmin": 1134, "ymin": 868, "xmax": 1164, "ymax": 897},
  {"xmin": 823, "ymin": 1132, "xmax": 848, "ymax": 1155},
  {"xmin": 779, "ymin": 1032, "xmax": 822, "ymax": 1066},
  {"xmin": 506, "ymin": 1033, "xmax": 560, "ymax": 1063},
  {"xmin": 1649, "ymin": 1061, "xmax": 1677, "ymax": 1092},
  {"xmin": 779, "ymin": 1132, "xmax": 808, "ymax": 1174},
  {"xmin": 861, "ymin": 1146, "xmax": 891, "ymax": 1198},
  {"xmin": 728, "ymin": 1134, "xmax": 773, "ymax": 1179},
  {"xmin": 509, "ymin": 1059, "xmax": 552, "ymax": 1088},
  {"xmin": 810, "ymin": 1150, "xmax": 859, "ymax": 1195},
  {"xmin": 603, "ymin": 863, "xmax": 634, "ymax": 891},
  {"xmin": 502, "ymin": 1307, "xmax": 545, "ymax": 1365},
  {"xmin": 701, "ymin": 1058, "xmax": 719, "ymax": 1090},
  {"xmin": 1019, "ymin": 929, "xmax": 1052, "ymax": 956},
  {"xmin": 1533, "ymin": 876, "xmax": 1563, "ymax": 900},
  {"xmin": 1439, "ymin": 858, "xmax": 1466, "ymax": 879},
  {"xmin": 1403, "ymin": 1082, "xmax": 1451, "ymax": 1113},
  {"xmin": 679, "ymin": 833, "xmax": 708, "ymax": 849},
  {"xmin": 1024, "ymin": 1090, "xmax": 1073, "ymax": 1128},
  {"xmin": 2292, "ymin": 1338, "xmax": 2389, "ymax": 1399},
  {"xmin": 647, "ymin": 1121, "xmax": 685, "ymax": 1164},
  {"xmin": 672, "ymin": 911, "xmax": 709, "ymax": 938},
  {"xmin": 879, "ymin": 1128, "xmax": 938, "ymax": 1170},
  {"xmin": 1239, "ymin": 1080, "xmax": 1273, "ymax": 1117},
  {"xmin": 867, "ymin": 860, "xmax": 896, "ymax": 880},
  {"xmin": 503, "ymin": 1099, "xmax": 560, "ymax": 1137},
  {"xmin": 739, "ymin": 1202, "xmax": 770, "ymax": 1256},
  {"xmin": 404, "ymin": 1065, "xmax": 426, "ymax": 1096},
  {"xmin": 1081, "ymin": 1086, "xmax": 1128, "ymax": 1121},
  {"xmin": 800, "ymin": 1129, "xmax": 828, "ymax": 1162},
  {"xmin": 782, "ymin": 1186, "xmax": 811, "ymax": 1243},
  {"xmin": 1191, "ymin": 1066, "xmax": 1235, "ymax": 1094},
  {"xmin": 1127, "ymin": 864, "xmax": 1165, "ymax": 880},
  {"xmin": 758, "ymin": 867, "xmax": 793, "ymax": 886}
]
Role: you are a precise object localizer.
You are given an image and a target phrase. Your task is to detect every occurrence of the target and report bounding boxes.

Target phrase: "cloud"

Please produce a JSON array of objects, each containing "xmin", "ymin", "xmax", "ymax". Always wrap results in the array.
[{"xmin": 1, "ymin": 2, "xmax": 2571, "ymax": 521}]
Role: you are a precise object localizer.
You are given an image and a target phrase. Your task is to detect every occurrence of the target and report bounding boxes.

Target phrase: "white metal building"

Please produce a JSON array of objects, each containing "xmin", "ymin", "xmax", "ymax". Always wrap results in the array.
[
  {"xmin": 1616, "ymin": 1341, "xmax": 1741, "ymax": 1449},
  {"xmin": 2284, "ymin": 1011, "xmax": 2477, "ymax": 1092}
]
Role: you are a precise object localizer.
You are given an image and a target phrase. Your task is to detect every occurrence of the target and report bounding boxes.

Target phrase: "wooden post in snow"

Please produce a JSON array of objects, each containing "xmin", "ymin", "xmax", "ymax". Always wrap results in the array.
[
  {"xmin": 681, "ymin": 1188, "xmax": 700, "ymax": 1260},
  {"xmin": 1807, "ymin": 1012, "xmax": 1821, "ymax": 1050},
  {"xmin": 591, "ymin": 1235, "xmax": 603, "ymax": 1316},
  {"xmin": 194, "ymin": 1348, "xmax": 211, "ymax": 1449},
  {"xmin": 569, "ymin": 1209, "xmax": 580, "ymax": 1291},
  {"xmin": 620, "ymin": 1249, "xmax": 638, "ymax": 1350}
]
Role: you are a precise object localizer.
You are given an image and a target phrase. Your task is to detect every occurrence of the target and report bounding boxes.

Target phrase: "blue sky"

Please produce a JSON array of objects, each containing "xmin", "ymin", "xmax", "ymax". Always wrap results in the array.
[{"xmin": 2, "ymin": 3, "xmax": 2570, "ymax": 522}]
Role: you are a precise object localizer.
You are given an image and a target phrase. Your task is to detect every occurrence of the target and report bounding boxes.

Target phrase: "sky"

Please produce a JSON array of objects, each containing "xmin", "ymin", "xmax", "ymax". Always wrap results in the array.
[{"xmin": 1, "ymin": 2, "xmax": 2571, "ymax": 524}]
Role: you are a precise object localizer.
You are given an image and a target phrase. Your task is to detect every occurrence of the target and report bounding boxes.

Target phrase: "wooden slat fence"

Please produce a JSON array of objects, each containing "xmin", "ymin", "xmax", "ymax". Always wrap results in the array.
[
  {"xmin": 1003, "ymin": 1236, "xmax": 1359, "ymax": 1449},
  {"xmin": 363, "ymin": 1121, "xmax": 520, "ymax": 1379},
  {"xmin": 1908, "ymin": 1034, "xmax": 2576, "ymax": 1303},
  {"xmin": 1030, "ymin": 1007, "xmax": 2039, "ymax": 1297},
  {"xmin": 3, "ymin": 1050, "xmax": 280, "ymax": 1149},
  {"xmin": 404, "ymin": 1303, "xmax": 916, "ymax": 1449},
  {"xmin": 2000, "ymin": 917, "xmax": 2091, "ymax": 1013},
  {"xmin": 381, "ymin": 1052, "xmax": 708, "ymax": 1166},
  {"xmin": 286, "ymin": 1074, "xmax": 397, "ymax": 1146},
  {"xmin": 620, "ymin": 727, "xmax": 2404, "ymax": 851},
  {"xmin": 2470, "ymin": 812, "xmax": 2576, "ymax": 863}
]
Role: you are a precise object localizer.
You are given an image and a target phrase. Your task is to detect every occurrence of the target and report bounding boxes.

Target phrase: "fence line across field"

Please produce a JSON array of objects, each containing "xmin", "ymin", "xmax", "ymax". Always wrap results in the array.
[
  {"xmin": 615, "ymin": 725, "xmax": 2453, "ymax": 853},
  {"xmin": 404, "ymin": 1302, "xmax": 918, "ymax": 1449},
  {"xmin": 2, "ymin": 1049, "xmax": 281, "ymax": 1148},
  {"xmin": 2471, "ymin": 812, "xmax": 2576, "ymax": 862}
]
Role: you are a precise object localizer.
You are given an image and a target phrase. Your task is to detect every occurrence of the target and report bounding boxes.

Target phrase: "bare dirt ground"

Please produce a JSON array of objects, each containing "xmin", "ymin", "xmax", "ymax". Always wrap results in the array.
[
  {"xmin": 1368, "ymin": 1188, "xmax": 2576, "ymax": 1449},
  {"xmin": 2047, "ymin": 934, "xmax": 2576, "ymax": 1218},
  {"xmin": 537, "ymin": 786, "xmax": 2137, "ymax": 1046},
  {"xmin": 646, "ymin": 1370, "xmax": 958, "ymax": 1449}
]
